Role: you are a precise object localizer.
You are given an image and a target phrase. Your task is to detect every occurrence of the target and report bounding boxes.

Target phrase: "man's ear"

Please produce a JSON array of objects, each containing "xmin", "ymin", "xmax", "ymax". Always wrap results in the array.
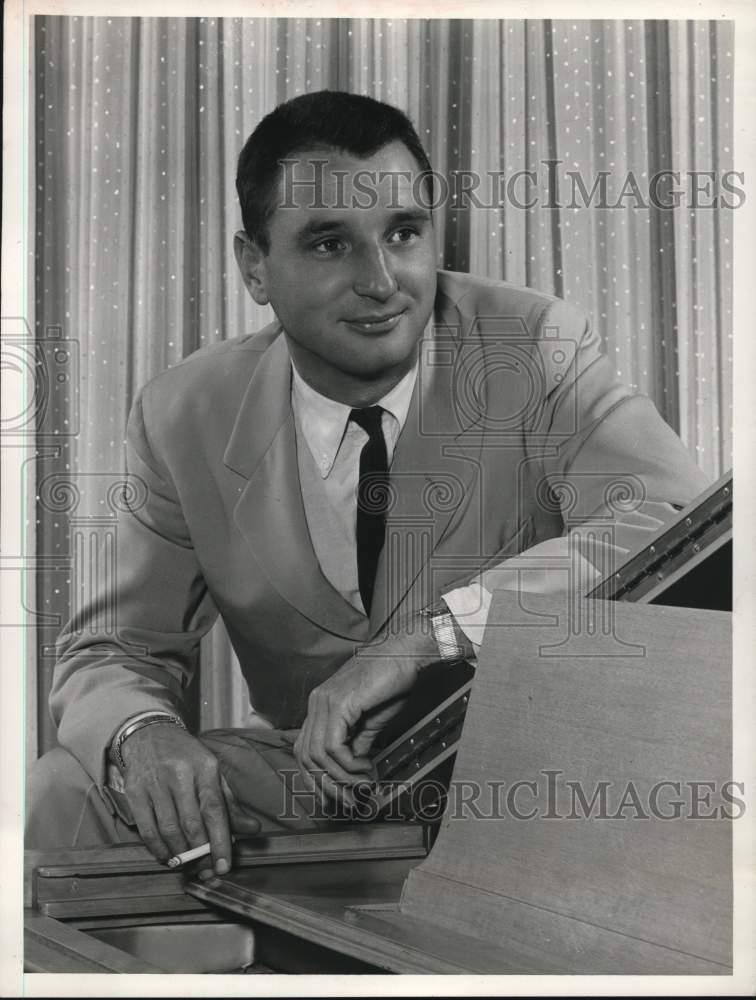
[{"xmin": 234, "ymin": 230, "xmax": 270, "ymax": 306}]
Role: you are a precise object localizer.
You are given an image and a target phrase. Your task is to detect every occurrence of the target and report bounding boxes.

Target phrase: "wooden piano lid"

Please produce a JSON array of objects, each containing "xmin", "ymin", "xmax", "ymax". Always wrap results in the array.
[{"xmin": 399, "ymin": 591, "xmax": 732, "ymax": 974}]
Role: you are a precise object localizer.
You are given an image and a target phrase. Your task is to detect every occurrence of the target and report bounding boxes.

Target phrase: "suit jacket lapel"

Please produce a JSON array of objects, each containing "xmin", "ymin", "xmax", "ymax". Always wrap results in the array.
[
  {"xmin": 369, "ymin": 322, "xmax": 484, "ymax": 635},
  {"xmin": 224, "ymin": 330, "xmax": 368, "ymax": 641}
]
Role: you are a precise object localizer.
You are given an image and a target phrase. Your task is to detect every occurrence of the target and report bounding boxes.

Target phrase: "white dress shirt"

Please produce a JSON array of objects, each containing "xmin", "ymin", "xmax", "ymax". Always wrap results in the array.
[{"xmin": 291, "ymin": 360, "xmax": 417, "ymax": 615}]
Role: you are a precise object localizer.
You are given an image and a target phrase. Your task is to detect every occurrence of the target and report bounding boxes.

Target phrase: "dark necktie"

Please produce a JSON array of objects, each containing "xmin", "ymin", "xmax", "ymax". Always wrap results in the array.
[{"xmin": 350, "ymin": 406, "xmax": 389, "ymax": 616}]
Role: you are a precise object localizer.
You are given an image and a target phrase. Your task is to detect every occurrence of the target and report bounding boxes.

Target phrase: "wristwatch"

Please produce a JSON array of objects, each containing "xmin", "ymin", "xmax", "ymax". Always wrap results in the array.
[
  {"xmin": 109, "ymin": 711, "xmax": 186, "ymax": 772},
  {"xmin": 422, "ymin": 599, "xmax": 475, "ymax": 663}
]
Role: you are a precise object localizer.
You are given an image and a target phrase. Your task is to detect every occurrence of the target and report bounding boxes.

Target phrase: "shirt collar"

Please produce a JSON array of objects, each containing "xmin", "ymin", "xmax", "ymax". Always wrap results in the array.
[{"xmin": 291, "ymin": 359, "xmax": 418, "ymax": 478}]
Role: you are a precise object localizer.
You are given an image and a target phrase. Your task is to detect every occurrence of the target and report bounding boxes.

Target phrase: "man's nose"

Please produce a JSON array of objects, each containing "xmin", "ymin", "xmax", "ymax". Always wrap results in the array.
[{"xmin": 352, "ymin": 245, "xmax": 398, "ymax": 300}]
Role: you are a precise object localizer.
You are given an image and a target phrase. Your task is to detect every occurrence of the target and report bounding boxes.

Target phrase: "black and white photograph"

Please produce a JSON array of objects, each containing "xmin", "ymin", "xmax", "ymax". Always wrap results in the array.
[{"xmin": 2, "ymin": 0, "xmax": 754, "ymax": 992}]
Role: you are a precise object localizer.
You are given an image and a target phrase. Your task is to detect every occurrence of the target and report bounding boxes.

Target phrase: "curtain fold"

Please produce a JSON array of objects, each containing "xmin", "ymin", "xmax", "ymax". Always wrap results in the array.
[{"xmin": 33, "ymin": 16, "xmax": 733, "ymax": 752}]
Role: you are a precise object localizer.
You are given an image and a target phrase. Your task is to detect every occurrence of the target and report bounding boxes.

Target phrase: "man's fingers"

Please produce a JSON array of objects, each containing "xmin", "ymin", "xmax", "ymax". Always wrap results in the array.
[
  {"xmin": 128, "ymin": 791, "xmax": 172, "ymax": 864},
  {"xmin": 322, "ymin": 771, "xmax": 363, "ymax": 811},
  {"xmin": 302, "ymin": 694, "xmax": 329, "ymax": 771},
  {"xmin": 305, "ymin": 693, "xmax": 366, "ymax": 782},
  {"xmin": 317, "ymin": 745, "xmax": 371, "ymax": 789},
  {"xmin": 297, "ymin": 691, "xmax": 374, "ymax": 803},
  {"xmin": 294, "ymin": 720, "xmax": 327, "ymax": 807},
  {"xmin": 294, "ymin": 753, "xmax": 330, "ymax": 810},
  {"xmin": 293, "ymin": 716, "xmax": 313, "ymax": 771},
  {"xmin": 300, "ymin": 764, "xmax": 357, "ymax": 810},
  {"xmin": 195, "ymin": 767, "xmax": 233, "ymax": 875},
  {"xmin": 173, "ymin": 789, "xmax": 211, "ymax": 852},
  {"xmin": 351, "ymin": 729, "xmax": 381, "ymax": 763},
  {"xmin": 323, "ymin": 716, "xmax": 373, "ymax": 777},
  {"xmin": 149, "ymin": 790, "xmax": 190, "ymax": 859}
]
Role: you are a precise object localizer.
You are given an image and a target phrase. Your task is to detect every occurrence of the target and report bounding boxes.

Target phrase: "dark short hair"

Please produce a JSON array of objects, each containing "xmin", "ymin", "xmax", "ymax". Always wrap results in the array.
[{"xmin": 236, "ymin": 90, "xmax": 434, "ymax": 252}]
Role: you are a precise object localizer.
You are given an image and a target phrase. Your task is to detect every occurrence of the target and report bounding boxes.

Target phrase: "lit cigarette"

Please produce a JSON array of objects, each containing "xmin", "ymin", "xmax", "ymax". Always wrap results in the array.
[
  {"xmin": 167, "ymin": 837, "xmax": 235, "ymax": 869},
  {"xmin": 167, "ymin": 842, "xmax": 212, "ymax": 868}
]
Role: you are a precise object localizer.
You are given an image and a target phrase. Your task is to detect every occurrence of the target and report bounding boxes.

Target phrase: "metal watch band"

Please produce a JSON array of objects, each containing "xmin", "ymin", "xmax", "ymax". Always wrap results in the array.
[
  {"xmin": 423, "ymin": 601, "xmax": 470, "ymax": 663},
  {"xmin": 109, "ymin": 712, "xmax": 186, "ymax": 772}
]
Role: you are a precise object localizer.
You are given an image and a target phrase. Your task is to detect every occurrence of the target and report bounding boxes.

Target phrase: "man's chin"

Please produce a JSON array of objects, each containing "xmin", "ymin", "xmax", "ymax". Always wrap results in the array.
[
  {"xmin": 341, "ymin": 347, "xmax": 419, "ymax": 382},
  {"xmin": 341, "ymin": 328, "xmax": 423, "ymax": 374}
]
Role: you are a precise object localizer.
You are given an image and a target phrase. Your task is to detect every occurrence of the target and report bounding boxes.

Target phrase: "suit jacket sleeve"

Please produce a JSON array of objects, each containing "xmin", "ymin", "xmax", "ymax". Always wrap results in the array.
[
  {"xmin": 535, "ymin": 298, "xmax": 708, "ymax": 510},
  {"xmin": 50, "ymin": 386, "xmax": 219, "ymax": 786},
  {"xmin": 476, "ymin": 295, "xmax": 710, "ymax": 595}
]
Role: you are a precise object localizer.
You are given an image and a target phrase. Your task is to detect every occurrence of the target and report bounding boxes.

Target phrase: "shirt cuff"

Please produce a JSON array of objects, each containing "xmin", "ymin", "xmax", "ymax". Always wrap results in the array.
[
  {"xmin": 443, "ymin": 506, "xmax": 677, "ymax": 655},
  {"xmin": 443, "ymin": 535, "xmax": 606, "ymax": 651},
  {"xmin": 442, "ymin": 581, "xmax": 492, "ymax": 650}
]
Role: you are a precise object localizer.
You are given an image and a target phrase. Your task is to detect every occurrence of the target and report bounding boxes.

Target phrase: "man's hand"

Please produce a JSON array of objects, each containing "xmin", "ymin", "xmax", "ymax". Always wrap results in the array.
[
  {"xmin": 120, "ymin": 724, "xmax": 260, "ymax": 876},
  {"xmin": 293, "ymin": 623, "xmax": 439, "ymax": 805}
]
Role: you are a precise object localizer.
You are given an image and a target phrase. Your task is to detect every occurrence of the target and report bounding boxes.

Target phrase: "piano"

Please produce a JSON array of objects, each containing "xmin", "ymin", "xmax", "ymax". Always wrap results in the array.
[{"xmin": 24, "ymin": 474, "xmax": 735, "ymax": 974}]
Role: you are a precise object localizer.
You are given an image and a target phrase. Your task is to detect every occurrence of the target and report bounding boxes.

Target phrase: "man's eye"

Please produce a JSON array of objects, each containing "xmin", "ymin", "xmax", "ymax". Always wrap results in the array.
[
  {"xmin": 388, "ymin": 227, "xmax": 420, "ymax": 244},
  {"xmin": 312, "ymin": 237, "xmax": 345, "ymax": 254}
]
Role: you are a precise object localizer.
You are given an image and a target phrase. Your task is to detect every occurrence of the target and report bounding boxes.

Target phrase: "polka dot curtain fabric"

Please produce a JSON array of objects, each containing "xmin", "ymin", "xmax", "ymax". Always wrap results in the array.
[{"xmin": 32, "ymin": 16, "xmax": 733, "ymax": 747}]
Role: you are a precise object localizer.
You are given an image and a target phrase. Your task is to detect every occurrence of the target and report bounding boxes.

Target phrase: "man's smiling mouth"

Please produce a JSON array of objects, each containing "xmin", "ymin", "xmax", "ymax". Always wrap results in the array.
[{"xmin": 345, "ymin": 309, "xmax": 407, "ymax": 332}]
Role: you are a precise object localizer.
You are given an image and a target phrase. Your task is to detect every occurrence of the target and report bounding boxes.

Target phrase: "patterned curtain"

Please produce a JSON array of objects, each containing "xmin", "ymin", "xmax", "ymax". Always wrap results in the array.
[{"xmin": 32, "ymin": 16, "xmax": 733, "ymax": 755}]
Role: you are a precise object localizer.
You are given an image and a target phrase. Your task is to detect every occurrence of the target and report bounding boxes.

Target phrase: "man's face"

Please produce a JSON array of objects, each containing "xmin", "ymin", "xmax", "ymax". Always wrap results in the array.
[{"xmin": 238, "ymin": 141, "xmax": 437, "ymax": 400}]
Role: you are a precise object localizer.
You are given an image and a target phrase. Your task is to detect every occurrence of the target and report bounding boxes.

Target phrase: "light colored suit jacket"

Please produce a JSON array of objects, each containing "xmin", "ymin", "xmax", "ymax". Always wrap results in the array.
[{"xmin": 52, "ymin": 270, "xmax": 708, "ymax": 784}]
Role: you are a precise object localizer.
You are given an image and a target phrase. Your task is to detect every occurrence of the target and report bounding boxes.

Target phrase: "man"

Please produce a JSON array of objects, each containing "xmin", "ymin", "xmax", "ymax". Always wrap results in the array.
[{"xmin": 27, "ymin": 91, "xmax": 708, "ymax": 880}]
